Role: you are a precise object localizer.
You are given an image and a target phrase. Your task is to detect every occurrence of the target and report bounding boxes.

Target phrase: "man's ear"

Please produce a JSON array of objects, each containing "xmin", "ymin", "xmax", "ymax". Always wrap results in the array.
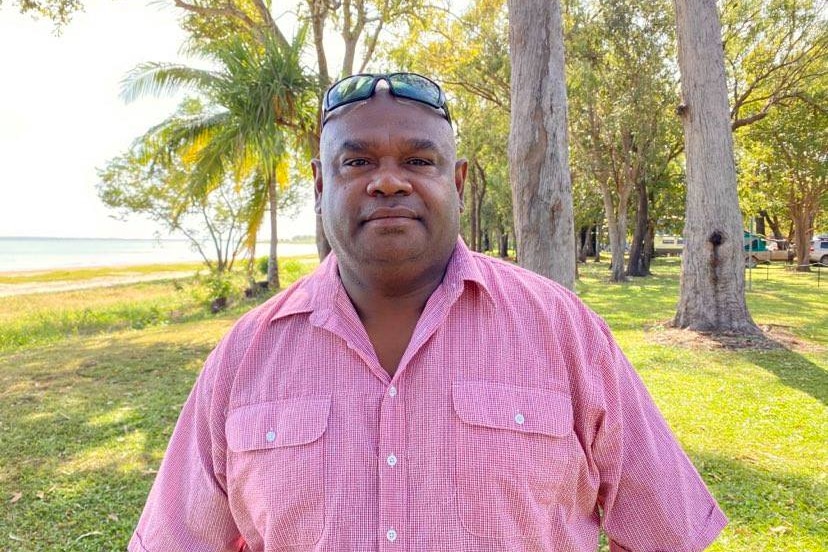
[
  {"xmin": 455, "ymin": 158, "xmax": 468, "ymax": 212},
  {"xmin": 311, "ymin": 159, "xmax": 323, "ymax": 214}
]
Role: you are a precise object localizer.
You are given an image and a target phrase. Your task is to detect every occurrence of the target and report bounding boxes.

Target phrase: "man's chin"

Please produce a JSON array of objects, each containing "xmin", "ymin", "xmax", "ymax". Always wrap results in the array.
[{"xmin": 357, "ymin": 238, "xmax": 427, "ymax": 265}]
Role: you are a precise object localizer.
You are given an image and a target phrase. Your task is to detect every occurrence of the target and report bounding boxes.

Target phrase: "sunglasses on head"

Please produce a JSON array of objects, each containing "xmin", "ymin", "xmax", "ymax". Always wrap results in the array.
[{"xmin": 322, "ymin": 72, "xmax": 452, "ymax": 127}]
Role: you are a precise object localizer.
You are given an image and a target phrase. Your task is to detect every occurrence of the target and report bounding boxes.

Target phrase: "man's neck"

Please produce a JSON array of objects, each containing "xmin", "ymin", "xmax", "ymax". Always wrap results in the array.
[
  {"xmin": 337, "ymin": 259, "xmax": 449, "ymax": 322},
  {"xmin": 336, "ymin": 258, "xmax": 452, "ymax": 376}
]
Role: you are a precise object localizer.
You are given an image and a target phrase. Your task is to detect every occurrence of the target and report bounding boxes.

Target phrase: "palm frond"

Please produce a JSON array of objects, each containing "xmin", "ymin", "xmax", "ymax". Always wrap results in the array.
[{"xmin": 120, "ymin": 62, "xmax": 224, "ymax": 103}]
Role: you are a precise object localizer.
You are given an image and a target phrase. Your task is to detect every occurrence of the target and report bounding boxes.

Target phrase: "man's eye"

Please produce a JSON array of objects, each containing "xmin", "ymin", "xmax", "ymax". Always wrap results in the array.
[
  {"xmin": 344, "ymin": 158, "xmax": 369, "ymax": 167},
  {"xmin": 407, "ymin": 158, "xmax": 433, "ymax": 166}
]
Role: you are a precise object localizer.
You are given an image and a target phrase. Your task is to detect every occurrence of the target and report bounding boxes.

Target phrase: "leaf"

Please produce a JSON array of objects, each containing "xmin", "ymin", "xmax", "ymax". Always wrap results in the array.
[
  {"xmin": 9, "ymin": 492, "xmax": 22, "ymax": 504},
  {"xmin": 275, "ymin": 156, "xmax": 290, "ymax": 189}
]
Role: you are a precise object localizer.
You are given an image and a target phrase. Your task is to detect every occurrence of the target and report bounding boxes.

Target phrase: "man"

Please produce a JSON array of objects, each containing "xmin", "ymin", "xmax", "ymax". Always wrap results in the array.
[{"xmin": 129, "ymin": 73, "xmax": 726, "ymax": 552}]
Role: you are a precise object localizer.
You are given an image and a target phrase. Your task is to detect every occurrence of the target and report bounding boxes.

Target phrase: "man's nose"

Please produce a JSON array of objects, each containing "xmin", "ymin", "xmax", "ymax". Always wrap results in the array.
[{"xmin": 366, "ymin": 165, "xmax": 413, "ymax": 196}]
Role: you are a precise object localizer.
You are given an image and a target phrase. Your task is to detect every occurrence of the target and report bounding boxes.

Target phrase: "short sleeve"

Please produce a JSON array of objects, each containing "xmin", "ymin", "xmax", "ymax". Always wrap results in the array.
[
  {"xmin": 589, "ymin": 320, "xmax": 727, "ymax": 552},
  {"xmin": 128, "ymin": 335, "xmax": 246, "ymax": 552}
]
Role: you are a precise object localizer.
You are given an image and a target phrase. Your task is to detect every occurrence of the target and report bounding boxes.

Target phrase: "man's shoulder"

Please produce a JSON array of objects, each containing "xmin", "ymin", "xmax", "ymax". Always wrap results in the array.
[
  {"xmin": 211, "ymin": 273, "xmax": 318, "ymax": 360},
  {"xmin": 466, "ymin": 252, "xmax": 610, "ymax": 342},
  {"xmin": 467, "ymin": 252, "xmax": 582, "ymax": 304},
  {"xmin": 239, "ymin": 273, "xmax": 317, "ymax": 326}
]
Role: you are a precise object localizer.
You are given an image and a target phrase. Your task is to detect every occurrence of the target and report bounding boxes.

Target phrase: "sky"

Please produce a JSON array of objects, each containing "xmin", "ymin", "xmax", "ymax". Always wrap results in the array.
[{"xmin": 0, "ymin": 0, "xmax": 317, "ymax": 239}]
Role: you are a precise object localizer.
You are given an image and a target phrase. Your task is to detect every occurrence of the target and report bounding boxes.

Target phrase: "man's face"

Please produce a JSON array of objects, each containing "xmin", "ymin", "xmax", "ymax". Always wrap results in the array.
[{"xmin": 313, "ymin": 89, "xmax": 467, "ymax": 279}]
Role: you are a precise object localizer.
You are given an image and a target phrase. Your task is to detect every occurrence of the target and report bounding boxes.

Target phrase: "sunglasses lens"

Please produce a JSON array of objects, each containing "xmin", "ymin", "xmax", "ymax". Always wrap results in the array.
[
  {"xmin": 389, "ymin": 74, "xmax": 441, "ymax": 107},
  {"xmin": 326, "ymin": 75, "xmax": 376, "ymax": 109},
  {"xmin": 322, "ymin": 73, "xmax": 450, "ymax": 127}
]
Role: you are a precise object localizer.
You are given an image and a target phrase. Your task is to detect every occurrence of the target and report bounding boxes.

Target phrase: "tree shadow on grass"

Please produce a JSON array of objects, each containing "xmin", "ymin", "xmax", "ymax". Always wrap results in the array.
[
  {"xmin": 0, "ymin": 325, "xmax": 227, "ymax": 550},
  {"xmin": 699, "ymin": 330, "xmax": 828, "ymax": 407},
  {"xmin": 648, "ymin": 327, "xmax": 828, "ymax": 407},
  {"xmin": 689, "ymin": 450, "xmax": 827, "ymax": 549},
  {"xmin": 742, "ymin": 347, "xmax": 827, "ymax": 406}
]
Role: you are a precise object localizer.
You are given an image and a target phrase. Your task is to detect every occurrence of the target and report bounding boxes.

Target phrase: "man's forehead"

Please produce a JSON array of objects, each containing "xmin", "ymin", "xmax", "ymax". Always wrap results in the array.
[
  {"xmin": 336, "ymin": 137, "xmax": 443, "ymax": 152},
  {"xmin": 320, "ymin": 99, "xmax": 455, "ymax": 158}
]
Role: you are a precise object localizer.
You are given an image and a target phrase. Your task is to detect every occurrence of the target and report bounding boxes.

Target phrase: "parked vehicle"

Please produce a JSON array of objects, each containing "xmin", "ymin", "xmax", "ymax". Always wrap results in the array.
[
  {"xmin": 743, "ymin": 232, "xmax": 794, "ymax": 267},
  {"xmin": 654, "ymin": 235, "xmax": 683, "ymax": 256},
  {"xmin": 764, "ymin": 239, "xmax": 795, "ymax": 262},
  {"xmin": 809, "ymin": 236, "xmax": 828, "ymax": 265}
]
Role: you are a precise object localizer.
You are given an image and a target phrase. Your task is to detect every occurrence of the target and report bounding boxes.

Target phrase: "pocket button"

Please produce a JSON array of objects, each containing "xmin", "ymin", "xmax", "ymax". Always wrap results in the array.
[{"xmin": 514, "ymin": 413, "xmax": 525, "ymax": 425}]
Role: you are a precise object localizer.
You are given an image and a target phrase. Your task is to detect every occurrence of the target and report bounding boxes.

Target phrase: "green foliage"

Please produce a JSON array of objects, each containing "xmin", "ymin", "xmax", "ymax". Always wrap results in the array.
[
  {"xmin": 721, "ymin": 0, "xmax": 828, "ymax": 130},
  {"xmin": 737, "ymin": 50, "xmax": 828, "ymax": 252},
  {"xmin": 256, "ymin": 255, "xmax": 316, "ymax": 285},
  {"xmin": 109, "ymin": 29, "xmax": 317, "ymax": 289},
  {"xmin": 566, "ymin": 0, "xmax": 684, "ymax": 228},
  {"xmin": 97, "ymin": 131, "xmax": 256, "ymax": 275},
  {"xmin": 201, "ymin": 271, "xmax": 236, "ymax": 302},
  {"xmin": 5, "ymin": 0, "xmax": 82, "ymax": 26}
]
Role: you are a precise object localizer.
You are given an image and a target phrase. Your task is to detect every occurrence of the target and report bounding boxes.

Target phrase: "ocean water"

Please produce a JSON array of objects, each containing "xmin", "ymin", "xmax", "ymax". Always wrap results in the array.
[{"xmin": 0, "ymin": 237, "xmax": 318, "ymax": 272}]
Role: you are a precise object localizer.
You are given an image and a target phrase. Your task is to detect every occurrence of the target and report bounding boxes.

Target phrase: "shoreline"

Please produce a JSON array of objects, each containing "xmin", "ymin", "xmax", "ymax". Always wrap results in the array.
[
  {"xmin": 0, "ymin": 239, "xmax": 319, "ymax": 274},
  {"xmin": 0, "ymin": 252, "xmax": 320, "ymax": 298}
]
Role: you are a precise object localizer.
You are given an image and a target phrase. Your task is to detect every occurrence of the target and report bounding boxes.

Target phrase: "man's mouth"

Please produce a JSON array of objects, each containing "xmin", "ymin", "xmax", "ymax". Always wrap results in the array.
[{"xmin": 363, "ymin": 207, "xmax": 419, "ymax": 224}]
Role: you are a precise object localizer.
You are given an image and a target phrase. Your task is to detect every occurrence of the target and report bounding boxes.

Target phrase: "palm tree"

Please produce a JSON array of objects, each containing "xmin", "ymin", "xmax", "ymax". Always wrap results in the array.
[{"xmin": 121, "ymin": 31, "xmax": 316, "ymax": 289}]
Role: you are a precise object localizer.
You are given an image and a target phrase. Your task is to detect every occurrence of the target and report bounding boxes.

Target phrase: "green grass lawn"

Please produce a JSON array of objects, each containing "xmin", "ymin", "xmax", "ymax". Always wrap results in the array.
[
  {"xmin": 0, "ymin": 262, "xmax": 204, "ymax": 285},
  {"xmin": 1, "ymin": 257, "xmax": 825, "ymax": 551}
]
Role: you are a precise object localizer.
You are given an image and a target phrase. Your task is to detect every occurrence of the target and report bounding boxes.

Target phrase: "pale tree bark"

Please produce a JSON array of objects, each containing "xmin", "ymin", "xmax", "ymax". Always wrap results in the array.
[
  {"xmin": 507, "ymin": 0, "xmax": 576, "ymax": 290},
  {"xmin": 600, "ymin": 182, "xmax": 631, "ymax": 283},
  {"xmin": 672, "ymin": 0, "xmax": 759, "ymax": 334},
  {"xmin": 267, "ymin": 175, "xmax": 281, "ymax": 289}
]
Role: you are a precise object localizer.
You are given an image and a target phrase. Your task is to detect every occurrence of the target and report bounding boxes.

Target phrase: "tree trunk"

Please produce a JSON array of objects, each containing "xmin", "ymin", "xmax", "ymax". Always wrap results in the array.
[
  {"xmin": 267, "ymin": 175, "xmax": 281, "ymax": 289},
  {"xmin": 760, "ymin": 210, "xmax": 785, "ymax": 242},
  {"xmin": 672, "ymin": 0, "xmax": 759, "ymax": 334},
  {"xmin": 600, "ymin": 184, "xmax": 629, "ymax": 282},
  {"xmin": 792, "ymin": 211, "xmax": 812, "ymax": 272},
  {"xmin": 499, "ymin": 233, "xmax": 509, "ymax": 258},
  {"xmin": 754, "ymin": 215, "xmax": 765, "ymax": 236},
  {"xmin": 507, "ymin": 0, "xmax": 576, "ymax": 290},
  {"xmin": 469, "ymin": 166, "xmax": 479, "ymax": 251},
  {"xmin": 644, "ymin": 221, "xmax": 655, "ymax": 270},
  {"xmin": 577, "ymin": 226, "xmax": 589, "ymax": 262},
  {"xmin": 627, "ymin": 178, "xmax": 651, "ymax": 277}
]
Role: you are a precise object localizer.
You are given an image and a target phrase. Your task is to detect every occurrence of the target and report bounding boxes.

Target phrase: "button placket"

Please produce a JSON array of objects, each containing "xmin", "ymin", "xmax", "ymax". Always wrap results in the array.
[{"xmin": 378, "ymin": 379, "xmax": 407, "ymax": 549}]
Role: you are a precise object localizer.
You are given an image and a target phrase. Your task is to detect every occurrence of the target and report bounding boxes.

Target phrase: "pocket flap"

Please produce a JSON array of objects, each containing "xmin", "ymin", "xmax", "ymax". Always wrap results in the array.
[
  {"xmin": 452, "ymin": 381, "xmax": 572, "ymax": 437},
  {"xmin": 226, "ymin": 397, "xmax": 331, "ymax": 452}
]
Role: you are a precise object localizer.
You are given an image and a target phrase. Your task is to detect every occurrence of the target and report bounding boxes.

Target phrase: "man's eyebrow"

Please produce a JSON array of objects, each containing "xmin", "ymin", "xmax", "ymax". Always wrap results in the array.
[
  {"xmin": 404, "ymin": 138, "xmax": 440, "ymax": 151},
  {"xmin": 338, "ymin": 140, "xmax": 372, "ymax": 153}
]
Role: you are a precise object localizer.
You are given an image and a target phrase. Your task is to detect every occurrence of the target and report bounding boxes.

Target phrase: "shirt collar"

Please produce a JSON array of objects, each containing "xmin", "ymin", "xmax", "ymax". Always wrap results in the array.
[{"xmin": 269, "ymin": 236, "xmax": 493, "ymax": 324}]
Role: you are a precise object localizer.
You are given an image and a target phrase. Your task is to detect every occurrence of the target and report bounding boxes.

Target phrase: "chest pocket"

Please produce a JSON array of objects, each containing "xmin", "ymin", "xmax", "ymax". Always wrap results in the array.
[
  {"xmin": 226, "ymin": 397, "xmax": 330, "ymax": 549},
  {"xmin": 452, "ymin": 381, "xmax": 574, "ymax": 540}
]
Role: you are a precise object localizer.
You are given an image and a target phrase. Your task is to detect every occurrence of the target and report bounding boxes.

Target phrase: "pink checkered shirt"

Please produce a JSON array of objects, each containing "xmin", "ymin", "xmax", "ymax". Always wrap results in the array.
[{"xmin": 129, "ymin": 239, "xmax": 726, "ymax": 552}]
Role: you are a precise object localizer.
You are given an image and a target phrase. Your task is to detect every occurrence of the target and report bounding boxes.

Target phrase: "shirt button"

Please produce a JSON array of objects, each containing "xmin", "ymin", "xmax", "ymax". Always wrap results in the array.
[
  {"xmin": 386, "ymin": 528, "xmax": 397, "ymax": 542},
  {"xmin": 387, "ymin": 454, "xmax": 398, "ymax": 467},
  {"xmin": 388, "ymin": 386, "xmax": 398, "ymax": 397},
  {"xmin": 514, "ymin": 413, "xmax": 525, "ymax": 425},
  {"xmin": 265, "ymin": 430, "xmax": 276, "ymax": 442}
]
